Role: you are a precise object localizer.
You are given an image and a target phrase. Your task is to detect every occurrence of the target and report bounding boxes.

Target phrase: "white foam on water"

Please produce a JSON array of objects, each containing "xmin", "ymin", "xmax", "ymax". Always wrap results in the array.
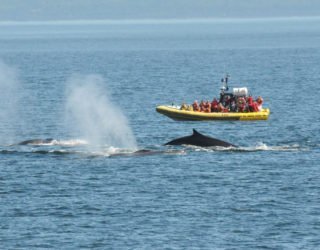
[
  {"xmin": 47, "ymin": 139, "xmax": 88, "ymax": 146},
  {"xmin": 242, "ymin": 142, "xmax": 303, "ymax": 152},
  {"xmin": 87, "ymin": 146, "xmax": 136, "ymax": 157},
  {"xmin": 15, "ymin": 138, "xmax": 88, "ymax": 146},
  {"xmin": 185, "ymin": 143, "xmax": 304, "ymax": 152}
]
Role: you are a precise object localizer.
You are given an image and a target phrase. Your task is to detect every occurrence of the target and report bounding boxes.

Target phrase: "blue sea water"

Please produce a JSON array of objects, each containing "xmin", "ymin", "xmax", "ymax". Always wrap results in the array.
[{"xmin": 0, "ymin": 18, "xmax": 320, "ymax": 249}]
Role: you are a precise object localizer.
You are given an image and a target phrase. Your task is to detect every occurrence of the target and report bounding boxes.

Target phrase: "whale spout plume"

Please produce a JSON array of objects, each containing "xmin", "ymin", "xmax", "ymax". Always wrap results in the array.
[
  {"xmin": 165, "ymin": 129, "xmax": 236, "ymax": 148},
  {"xmin": 65, "ymin": 74, "xmax": 137, "ymax": 149}
]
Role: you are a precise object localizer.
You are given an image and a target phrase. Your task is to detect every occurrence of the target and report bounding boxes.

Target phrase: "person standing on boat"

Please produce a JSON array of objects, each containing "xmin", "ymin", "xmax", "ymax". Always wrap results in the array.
[{"xmin": 219, "ymin": 74, "xmax": 229, "ymax": 104}]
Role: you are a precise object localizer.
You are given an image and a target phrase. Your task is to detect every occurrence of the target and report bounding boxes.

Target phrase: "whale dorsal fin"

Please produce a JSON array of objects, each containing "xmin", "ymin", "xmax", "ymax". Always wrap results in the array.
[{"xmin": 192, "ymin": 129, "xmax": 201, "ymax": 136}]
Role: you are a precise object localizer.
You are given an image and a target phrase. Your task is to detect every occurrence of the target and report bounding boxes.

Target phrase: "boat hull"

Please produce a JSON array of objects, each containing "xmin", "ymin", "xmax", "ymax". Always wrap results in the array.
[{"xmin": 156, "ymin": 105, "xmax": 270, "ymax": 121}]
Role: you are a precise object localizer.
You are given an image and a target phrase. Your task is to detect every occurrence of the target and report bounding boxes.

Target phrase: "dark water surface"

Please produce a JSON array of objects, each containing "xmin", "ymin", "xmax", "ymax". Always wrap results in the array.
[{"xmin": 0, "ymin": 18, "xmax": 320, "ymax": 249}]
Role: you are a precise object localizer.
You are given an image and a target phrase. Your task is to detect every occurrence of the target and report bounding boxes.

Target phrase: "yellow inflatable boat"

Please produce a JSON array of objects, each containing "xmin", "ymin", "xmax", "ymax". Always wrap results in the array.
[
  {"xmin": 156, "ymin": 105, "xmax": 270, "ymax": 121},
  {"xmin": 156, "ymin": 74, "xmax": 271, "ymax": 121}
]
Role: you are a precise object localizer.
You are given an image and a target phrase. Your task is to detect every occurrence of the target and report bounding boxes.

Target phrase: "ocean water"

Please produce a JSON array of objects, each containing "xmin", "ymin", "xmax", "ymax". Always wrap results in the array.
[{"xmin": 0, "ymin": 18, "xmax": 320, "ymax": 249}]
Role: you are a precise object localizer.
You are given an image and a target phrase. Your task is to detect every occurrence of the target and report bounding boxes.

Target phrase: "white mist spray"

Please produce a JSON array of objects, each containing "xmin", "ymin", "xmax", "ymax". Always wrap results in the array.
[
  {"xmin": 65, "ymin": 74, "xmax": 137, "ymax": 149},
  {"xmin": 0, "ymin": 60, "xmax": 20, "ymax": 144}
]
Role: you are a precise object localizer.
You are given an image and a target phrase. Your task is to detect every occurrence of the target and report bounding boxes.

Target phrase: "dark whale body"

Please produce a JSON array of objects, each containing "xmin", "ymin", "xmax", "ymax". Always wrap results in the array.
[
  {"xmin": 165, "ymin": 129, "xmax": 236, "ymax": 148},
  {"xmin": 17, "ymin": 138, "xmax": 54, "ymax": 145},
  {"xmin": 109, "ymin": 149, "xmax": 184, "ymax": 157}
]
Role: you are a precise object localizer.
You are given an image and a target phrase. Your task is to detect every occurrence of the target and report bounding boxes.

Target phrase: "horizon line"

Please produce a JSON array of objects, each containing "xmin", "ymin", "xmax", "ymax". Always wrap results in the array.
[{"xmin": 1, "ymin": 16, "xmax": 320, "ymax": 26}]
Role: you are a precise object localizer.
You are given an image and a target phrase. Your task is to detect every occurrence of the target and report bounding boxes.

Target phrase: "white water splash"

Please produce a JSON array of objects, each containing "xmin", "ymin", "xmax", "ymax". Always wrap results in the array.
[
  {"xmin": 187, "ymin": 142, "xmax": 303, "ymax": 152},
  {"xmin": 248, "ymin": 142, "xmax": 302, "ymax": 152},
  {"xmin": 65, "ymin": 74, "xmax": 137, "ymax": 149},
  {"xmin": 25, "ymin": 139, "xmax": 89, "ymax": 146},
  {"xmin": 53, "ymin": 139, "xmax": 88, "ymax": 146}
]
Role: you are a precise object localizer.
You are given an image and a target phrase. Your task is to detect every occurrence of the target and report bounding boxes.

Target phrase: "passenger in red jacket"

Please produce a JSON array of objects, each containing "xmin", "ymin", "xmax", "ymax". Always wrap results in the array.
[
  {"xmin": 247, "ymin": 96, "xmax": 255, "ymax": 112},
  {"xmin": 211, "ymin": 98, "xmax": 219, "ymax": 112}
]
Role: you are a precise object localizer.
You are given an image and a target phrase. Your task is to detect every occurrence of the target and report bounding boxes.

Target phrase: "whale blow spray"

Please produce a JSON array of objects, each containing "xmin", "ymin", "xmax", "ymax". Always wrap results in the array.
[{"xmin": 65, "ymin": 74, "xmax": 137, "ymax": 149}]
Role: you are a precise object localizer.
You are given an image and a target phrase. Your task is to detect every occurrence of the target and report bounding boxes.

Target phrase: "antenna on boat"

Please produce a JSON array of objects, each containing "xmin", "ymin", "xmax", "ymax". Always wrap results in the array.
[{"xmin": 220, "ymin": 73, "xmax": 229, "ymax": 93}]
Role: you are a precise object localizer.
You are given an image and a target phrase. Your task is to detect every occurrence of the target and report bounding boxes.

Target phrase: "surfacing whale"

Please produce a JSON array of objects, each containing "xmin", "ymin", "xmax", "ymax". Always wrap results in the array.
[
  {"xmin": 109, "ymin": 149, "xmax": 184, "ymax": 157},
  {"xmin": 165, "ymin": 129, "xmax": 236, "ymax": 148},
  {"xmin": 17, "ymin": 138, "xmax": 54, "ymax": 145}
]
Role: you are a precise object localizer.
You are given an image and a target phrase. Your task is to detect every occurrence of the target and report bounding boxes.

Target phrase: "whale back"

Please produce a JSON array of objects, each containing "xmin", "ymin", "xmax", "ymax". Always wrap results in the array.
[{"xmin": 165, "ymin": 129, "xmax": 236, "ymax": 148}]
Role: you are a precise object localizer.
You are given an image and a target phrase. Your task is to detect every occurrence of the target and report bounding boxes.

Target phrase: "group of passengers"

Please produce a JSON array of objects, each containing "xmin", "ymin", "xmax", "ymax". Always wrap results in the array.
[{"xmin": 181, "ymin": 95, "xmax": 264, "ymax": 113}]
